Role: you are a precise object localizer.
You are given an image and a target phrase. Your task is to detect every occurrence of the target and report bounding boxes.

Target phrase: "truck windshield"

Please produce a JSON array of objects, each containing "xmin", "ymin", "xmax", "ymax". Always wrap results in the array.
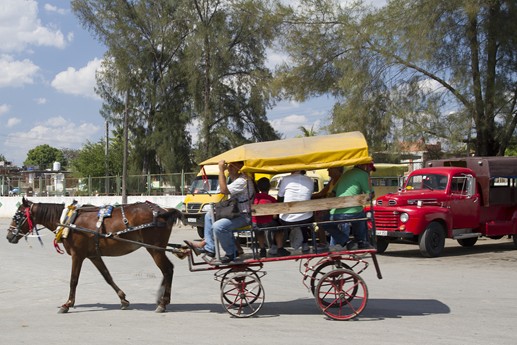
[
  {"xmin": 406, "ymin": 174, "xmax": 448, "ymax": 191},
  {"xmin": 188, "ymin": 176, "xmax": 219, "ymax": 194}
]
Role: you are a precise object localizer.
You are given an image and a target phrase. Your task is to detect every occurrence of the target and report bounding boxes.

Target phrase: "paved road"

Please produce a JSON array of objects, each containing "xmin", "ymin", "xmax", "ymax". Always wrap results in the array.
[{"xmin": 0, "ymin": 217, "xmax": 515, "ymax": 345}]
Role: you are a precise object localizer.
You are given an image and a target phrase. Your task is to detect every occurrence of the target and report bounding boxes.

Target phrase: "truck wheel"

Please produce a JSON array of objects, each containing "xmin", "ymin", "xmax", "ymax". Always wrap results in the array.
[
  {"xmin": 419, "ymin": 222, "xmax": 445, "ymax": 258},
  {"xmin": 196, "ymin": 226, "xmax": 204, "ymax": 238},
  {"xmin": 375, "ymin": 237, "xmax": 390, "ymax": 254},
  {"xmin": 457, "ymin": 237, "xmax": 478, "ymax": 247},
  {"xmin": 513, "ymin": 235, "xmax": 517, "ymax": 248}
]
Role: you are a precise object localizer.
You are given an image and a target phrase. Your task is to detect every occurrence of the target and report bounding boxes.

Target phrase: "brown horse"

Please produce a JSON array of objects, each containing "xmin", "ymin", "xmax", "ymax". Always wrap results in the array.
[{"xmin": 6, "ymin": 197, "xmax": 184, "ymax": 313}]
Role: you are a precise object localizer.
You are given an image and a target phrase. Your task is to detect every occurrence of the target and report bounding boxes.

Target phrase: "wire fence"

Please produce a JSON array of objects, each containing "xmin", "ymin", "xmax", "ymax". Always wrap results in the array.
[{"xmin": 1, "ymin": 171, "xmax": 198, "ymax": 197}]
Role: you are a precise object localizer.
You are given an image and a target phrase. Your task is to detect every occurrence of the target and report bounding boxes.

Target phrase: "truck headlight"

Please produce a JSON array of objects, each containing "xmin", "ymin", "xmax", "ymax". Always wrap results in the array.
[
  {"xmin": 366, "ymin": 211, "xmax": 372, "ymax": 219},
  {"xmin": 201, "ymin": 204, "xmax": 212, "ymax": 212},
  {"xmin": 400, "ymin": 212, "xmax": 409, "ymax": 223}
]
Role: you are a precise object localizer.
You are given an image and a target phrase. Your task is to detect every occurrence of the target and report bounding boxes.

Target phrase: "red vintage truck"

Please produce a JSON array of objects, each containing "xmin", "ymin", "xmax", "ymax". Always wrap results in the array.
[{"xmin": 369, "ymin": 157, "xmax": 517, "ymax": 257}]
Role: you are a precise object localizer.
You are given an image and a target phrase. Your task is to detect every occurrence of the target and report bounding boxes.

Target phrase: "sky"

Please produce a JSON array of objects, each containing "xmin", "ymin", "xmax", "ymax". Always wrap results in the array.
[{"xmin": 0, "ymin": 0, "xmax": 383, "ymax": 167}]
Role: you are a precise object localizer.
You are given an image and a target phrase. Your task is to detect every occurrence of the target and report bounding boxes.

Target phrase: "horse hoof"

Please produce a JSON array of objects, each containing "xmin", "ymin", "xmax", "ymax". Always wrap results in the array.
[
  {"xmin": 58, "ymin": 306, "xmax": 69, "ymax": 314},
  {"xmin": 155, "ymin": 305, "xmax": 166, "ymax": 313},
  {"xmin": 120, "ymin": 302, "xmax": 130, "ymax": 310}
]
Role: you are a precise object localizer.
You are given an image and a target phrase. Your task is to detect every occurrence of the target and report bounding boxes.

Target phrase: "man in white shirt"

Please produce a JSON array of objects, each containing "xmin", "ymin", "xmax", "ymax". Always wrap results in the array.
[{"xmin": 276, "ymin": 170, "xmax": 314, "ymax": 254}]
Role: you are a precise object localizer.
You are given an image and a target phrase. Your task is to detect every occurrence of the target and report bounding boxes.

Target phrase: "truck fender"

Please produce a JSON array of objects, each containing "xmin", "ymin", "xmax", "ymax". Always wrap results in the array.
[{"xmin": 423, "ymin": 208, "xmax": 453, "ymax": 237}]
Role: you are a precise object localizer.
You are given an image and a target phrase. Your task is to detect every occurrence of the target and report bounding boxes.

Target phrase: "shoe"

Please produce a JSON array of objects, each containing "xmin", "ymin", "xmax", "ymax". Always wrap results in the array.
[
  {"xmin": 346, "ymin": 241, "xmax": 359, "ymax": 250},
  {"xmin": 302, "ymin": 243, "xmax": 310, "ymax": 253},
  {"xmin": 315, "ymin": 244, "xmax": 329, "ymax": 253},
  {"xmin": 358, "ymin": 242, "xmax": 375, "ymax": 250},
  {"xmin": 276, "ymin": 247, "xmax": 291, "ymax": 257},
  {"xmin": 219, "ymin": 255, "xmax": 234, "ymax": 264},
  {"xmin": 184, "ymin": 240, "xmax": 205, "ymax": 256},
  {"xmin": 268, "ymin": 244, "xmax": 278, "ymax": 256},
  {"xmin": 259, "ymin": 248, "xmax": 267, "ymax": 258},
  {"xmin": 329, "ymin": 244, "xmax": 344, "ymax": 252}
]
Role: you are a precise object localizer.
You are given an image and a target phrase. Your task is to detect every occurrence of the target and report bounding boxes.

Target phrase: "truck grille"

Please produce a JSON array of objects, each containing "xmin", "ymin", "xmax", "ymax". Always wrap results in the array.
[
  {"xmin": 373, "ymin": 210, "xmax": 399, "ymax": 230},
  {"xmin": 186, "ymin": 203, "xmax": 202, "ymax": 212}
]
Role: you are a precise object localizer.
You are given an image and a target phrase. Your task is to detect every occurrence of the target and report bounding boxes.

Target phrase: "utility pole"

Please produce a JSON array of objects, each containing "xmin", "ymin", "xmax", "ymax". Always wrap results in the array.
[
  {"xmin": 122, "ymin": 89, "xmax": 129, "ymax": 204},
  {"xmin": 105, "ymin": 120, "xmax": 109, "ymax": 195}
]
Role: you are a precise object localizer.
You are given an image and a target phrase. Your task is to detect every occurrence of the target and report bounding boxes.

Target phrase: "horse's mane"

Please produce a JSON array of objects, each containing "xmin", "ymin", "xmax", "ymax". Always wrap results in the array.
[{"xmin": 35, "ymin": 203, "xmax": 65, "ymax": 224}]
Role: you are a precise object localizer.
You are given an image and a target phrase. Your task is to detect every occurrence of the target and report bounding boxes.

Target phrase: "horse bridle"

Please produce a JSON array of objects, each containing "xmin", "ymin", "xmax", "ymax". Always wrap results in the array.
[{"xmin": 8, "ymin": 204, "xmax": 36, "ymax": 241}]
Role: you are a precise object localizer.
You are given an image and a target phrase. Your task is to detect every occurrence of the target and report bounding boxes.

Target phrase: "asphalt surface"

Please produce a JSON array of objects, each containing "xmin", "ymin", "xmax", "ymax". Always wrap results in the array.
[{"xmin": 1, "ymin": 217, "xmax": 516, "ymax": 345}]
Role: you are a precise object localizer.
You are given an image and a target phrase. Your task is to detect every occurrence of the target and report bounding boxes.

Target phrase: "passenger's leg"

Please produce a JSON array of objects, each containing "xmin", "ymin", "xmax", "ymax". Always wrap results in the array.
[{"xmin": 203, "ymin": 212, "xmax": 215, "ymax": 253}]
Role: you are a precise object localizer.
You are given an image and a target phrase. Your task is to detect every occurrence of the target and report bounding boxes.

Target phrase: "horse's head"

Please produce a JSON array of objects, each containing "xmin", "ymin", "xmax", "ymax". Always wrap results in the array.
[{"xmin": 6, "ymin": 197, "xmax": 34, "ymax": 244}]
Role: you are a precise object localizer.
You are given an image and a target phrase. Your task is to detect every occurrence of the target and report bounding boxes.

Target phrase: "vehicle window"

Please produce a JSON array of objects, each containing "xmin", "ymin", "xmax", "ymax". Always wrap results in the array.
[
  {"xmin": 189, "ymin": 176, "xmax": 219, "ymax": 194},
  {"xmin": 451, "ymin": 176, "xmax": 468, "ymax": 195},
  {"xmin": 406, "ymin": 174, "xmax": 447, "ymax": 191}
]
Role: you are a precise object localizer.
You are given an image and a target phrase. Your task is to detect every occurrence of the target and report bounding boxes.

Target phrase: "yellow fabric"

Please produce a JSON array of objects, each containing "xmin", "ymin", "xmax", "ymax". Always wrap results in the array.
[{"xmin": 199, "ymin": 131, "xmax": 372, "ymax": 174}]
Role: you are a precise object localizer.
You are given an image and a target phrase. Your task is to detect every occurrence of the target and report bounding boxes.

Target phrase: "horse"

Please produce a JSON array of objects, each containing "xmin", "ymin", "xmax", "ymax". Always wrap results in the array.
[{"xmin": 6, "ymin": 197, "xmax": 184, "ymax": 313}]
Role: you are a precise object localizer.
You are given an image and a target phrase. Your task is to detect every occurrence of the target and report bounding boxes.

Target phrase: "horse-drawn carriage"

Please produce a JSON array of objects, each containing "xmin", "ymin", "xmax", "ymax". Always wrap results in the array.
[
  {"xmin": 5, "ymin": 131, "xmax": 382, "ymax": 320},
  {"xmin": 187, "ymin": 131, "xmax": 383, "ymax": 320}
]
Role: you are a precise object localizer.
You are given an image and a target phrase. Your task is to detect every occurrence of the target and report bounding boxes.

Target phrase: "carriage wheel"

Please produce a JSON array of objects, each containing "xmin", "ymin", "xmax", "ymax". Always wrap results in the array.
[
  {"xmin": 220, "ymin": 268, "xmax": 262, "ymax": 304},
  {"xmin": 220, "ymin": 272, "xmax": 264, "ymax": 318},
  {"xmin": 315, "ymin": 269, "xmax": 368, "ymax": 320},
  {"xmin": 310, "ymin": 260, "xmax": 352, "ymax": 297}
]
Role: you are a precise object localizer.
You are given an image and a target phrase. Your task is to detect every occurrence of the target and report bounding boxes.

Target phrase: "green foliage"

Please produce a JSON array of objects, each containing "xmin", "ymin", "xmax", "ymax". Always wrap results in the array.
[
  {"xmin": 71, "ymin": 135, "xmax": 123, "ymax": 177},
  {"xmin": 72, "ymin": 0, "xmax": 282, "ymax": 174},
  {"xmin": 24, "ymin": 144, "xmax": 65, "ymax": 170},
  {"xmin": 275, "ymin": 0, "xmax": 517, "ymax": 156}
]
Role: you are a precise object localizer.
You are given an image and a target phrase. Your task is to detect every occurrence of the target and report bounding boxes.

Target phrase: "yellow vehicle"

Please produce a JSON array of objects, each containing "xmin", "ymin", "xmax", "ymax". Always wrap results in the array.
[
  {"xmin": 182, "ymin": 165, "xmax": 224, "ymax": 237},
  {"xmin": 370, "ymin": 163, "xmax": 409, "ymax": 198}
]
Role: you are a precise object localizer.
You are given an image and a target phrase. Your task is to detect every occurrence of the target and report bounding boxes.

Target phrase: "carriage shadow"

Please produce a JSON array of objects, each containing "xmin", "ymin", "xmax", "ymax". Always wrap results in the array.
[{"xmin": 73, "ymin": 297, "xmax": 450, "ymax": 320}]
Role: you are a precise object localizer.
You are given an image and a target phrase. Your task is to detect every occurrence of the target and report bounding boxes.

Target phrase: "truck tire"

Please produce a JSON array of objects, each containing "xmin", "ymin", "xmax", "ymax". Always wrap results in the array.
[
  {"xmin": 457, "ymin": 237, "xmax": 478, "ymax": 247},
  {"xmin": 375, "ymin": 237, "xmax": 390, "ymax": 254},
  {"xmin": 419, "ymin": 222, "xmax": 445, "ymax": 258},
  {"xmin": 196, "ymin": 226, "xmax": 204, "ymax": 238}
]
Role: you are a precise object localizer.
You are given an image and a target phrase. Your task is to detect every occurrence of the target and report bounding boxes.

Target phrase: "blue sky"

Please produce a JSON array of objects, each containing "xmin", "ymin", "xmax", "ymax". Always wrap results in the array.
[{"xmin": 0, "ymin": 1, "xmax": 383, "ymax": 166}]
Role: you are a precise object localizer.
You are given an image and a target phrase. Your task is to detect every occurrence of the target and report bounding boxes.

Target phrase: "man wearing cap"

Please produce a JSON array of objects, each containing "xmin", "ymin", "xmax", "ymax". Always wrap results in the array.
[{"xmin": 329, "ymin": 163, "xmax": 375, "ymax": 250}]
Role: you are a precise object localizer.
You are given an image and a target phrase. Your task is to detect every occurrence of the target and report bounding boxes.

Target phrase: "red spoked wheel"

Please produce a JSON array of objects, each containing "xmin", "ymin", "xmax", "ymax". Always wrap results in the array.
[
  {"xmin": 220, "ymin": 272, "xmax": 264, "ymax": 318},
  {"xmin": 315, "ymin": 269, "xmax": 368, "ymax": 320}
]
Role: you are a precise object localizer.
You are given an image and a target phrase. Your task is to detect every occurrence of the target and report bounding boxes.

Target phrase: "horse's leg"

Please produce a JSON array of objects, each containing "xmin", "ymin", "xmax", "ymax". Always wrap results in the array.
[
  {"xmin": 147, "ymin": 249, "xmax": 174, "ymax": 313},
  {"xmin": 59, "ymin": 254, "xmax": 84, "ymax": 313},
  {"xmin": 88, "ymin": 256, "xmax": 130, "ymax": 310}
]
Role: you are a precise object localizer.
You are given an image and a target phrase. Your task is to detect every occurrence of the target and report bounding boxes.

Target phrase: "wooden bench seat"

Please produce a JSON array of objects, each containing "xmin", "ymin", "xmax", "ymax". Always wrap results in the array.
[{"xmin": 251, "ymin": 194, "xmax": 369, "ymax": 216}]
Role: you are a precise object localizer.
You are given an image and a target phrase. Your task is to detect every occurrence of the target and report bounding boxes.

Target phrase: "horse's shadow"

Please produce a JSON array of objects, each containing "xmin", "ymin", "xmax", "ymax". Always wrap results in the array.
[{"xmin": 72, "ymin": 297, "xmax": 450, "ymax": 320}]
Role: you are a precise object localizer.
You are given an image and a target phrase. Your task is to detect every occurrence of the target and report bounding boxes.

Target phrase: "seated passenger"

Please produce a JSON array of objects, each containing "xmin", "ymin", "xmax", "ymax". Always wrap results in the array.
[
  {"xmin": 185, "ymin": 160, "xmax": 254, "ymax": 264},
  {"xmin": 252, "ymin": 177, "xmax": 282, "ymax": 258},
  {"xmin": 277, "ymin": 170, "xmax": 314, "ymax": 254}
]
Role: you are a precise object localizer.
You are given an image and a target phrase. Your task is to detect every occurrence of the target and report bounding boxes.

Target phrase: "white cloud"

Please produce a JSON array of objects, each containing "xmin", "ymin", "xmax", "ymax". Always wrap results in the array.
[
  {"xmin": 0, "ymin": 0, "xmax": 67, "ymax": 53},
  {"xmin": 44, "ymin": 4, "xmax": 67, "ymax": 15},
  {"xmin": 0, "ymin": 104, "xmax": 10, "ymax": 116},
  {"xmin": 0, "ymin": 55, "xmax": 40, "ymax": 87},
  {"xmin": 270, "ymin": 114, "xmax": 311, "ymax": 137},
  {"xmin": 418, "ymin": 78, "xmax": 445, "ymax": 93},
  {"xmin": 4, "ymin": 116, "xmax": 101, "ymax": 164},
  {"xmin": 51, "ymin": 58, "xmax": 102, "ymax": 99},
  {"xmin": 6, "ymin": 117, "xmax": 21, "ymax": 128},
  {"xmin": 34, "ymin": 97, "xmax": 47, "ymax": 105}
]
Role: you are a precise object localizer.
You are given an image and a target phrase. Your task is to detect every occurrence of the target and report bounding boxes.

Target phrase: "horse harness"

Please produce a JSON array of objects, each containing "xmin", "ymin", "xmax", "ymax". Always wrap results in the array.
[{"xmin": 13, "ymin": 201, "xmax": 171, "ymax": 255}]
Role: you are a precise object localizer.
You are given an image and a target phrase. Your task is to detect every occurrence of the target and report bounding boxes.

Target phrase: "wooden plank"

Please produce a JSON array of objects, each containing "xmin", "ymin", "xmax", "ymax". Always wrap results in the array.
[{"xmin": 251, "ymin": 194, "xmax": 369, "ymax": 216}]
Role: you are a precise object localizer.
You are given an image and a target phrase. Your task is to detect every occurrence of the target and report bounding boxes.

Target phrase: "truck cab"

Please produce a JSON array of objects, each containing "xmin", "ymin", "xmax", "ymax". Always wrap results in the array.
[
  {"xmin": 370, "ymin": 157, "xmax": 517, "ymax": 257},
  {"xmin": 181, "ymin": 165, "xmax": 225, "ymax": 237}
]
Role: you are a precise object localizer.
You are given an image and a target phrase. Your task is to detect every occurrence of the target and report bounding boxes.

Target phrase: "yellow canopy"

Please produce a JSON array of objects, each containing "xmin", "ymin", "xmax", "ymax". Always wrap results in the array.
[{"xmin": 199, "ymin": 131, "xmax": 372, "ymax": 174}]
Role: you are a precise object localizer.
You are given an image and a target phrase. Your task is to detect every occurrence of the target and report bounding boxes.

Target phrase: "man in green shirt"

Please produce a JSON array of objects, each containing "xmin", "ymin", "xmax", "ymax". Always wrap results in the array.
[{"xmin": 329, "ymin": 164, "xmax": 374, "ymax": 250}]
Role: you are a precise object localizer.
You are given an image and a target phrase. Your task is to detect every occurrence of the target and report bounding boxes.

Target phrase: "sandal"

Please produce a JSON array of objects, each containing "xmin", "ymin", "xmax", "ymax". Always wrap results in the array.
[{"xmin": 183, "ymin": 240, "xmax": 205, "ymax": 256}]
